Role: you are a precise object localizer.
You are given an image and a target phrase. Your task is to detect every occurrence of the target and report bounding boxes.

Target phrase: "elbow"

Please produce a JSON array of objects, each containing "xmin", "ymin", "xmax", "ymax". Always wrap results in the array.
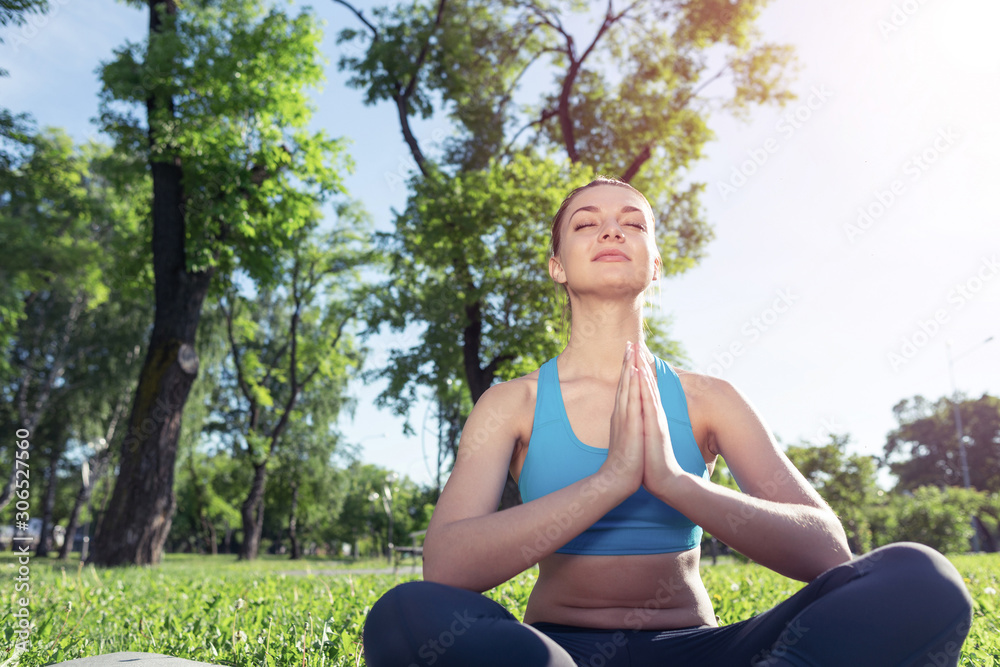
[
  {"xmin": 421, "ymin": 549, "xmax": 452, "ymax": 586},
  {"xmin": 421, "ymin": 533, "xmax": 448, "ymax": 583},
  {"xmin": 422, "ymin": 535, "xmax": 494, "ymax": 593},
  {"xmin": 801, "ymin": 515, "xmax": 852, "ymax": 581},
  {"xmin": 422, "ymin": 533, "xmax": 474, "ymax": 590},
  {"xmin": 423, "ymin": 560, "xmax": 488, "ymax": 593}
]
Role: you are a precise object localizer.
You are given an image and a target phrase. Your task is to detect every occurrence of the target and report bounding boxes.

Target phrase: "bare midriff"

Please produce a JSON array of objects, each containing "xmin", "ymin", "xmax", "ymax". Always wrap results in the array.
[{"xmin": 522, "ymin": 549, "xmax": 717, "ymax": 630}]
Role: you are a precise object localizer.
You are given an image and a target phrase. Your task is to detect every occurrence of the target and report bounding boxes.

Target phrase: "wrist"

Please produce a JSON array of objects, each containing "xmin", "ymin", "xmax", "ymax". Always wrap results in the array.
[
  {"xmin": 647, "ymin": 470, "xmax": 700, "ymax": 506},
  {"xmin": 590, "ymin": 458, "xmax": 641, "ymax": 504}
]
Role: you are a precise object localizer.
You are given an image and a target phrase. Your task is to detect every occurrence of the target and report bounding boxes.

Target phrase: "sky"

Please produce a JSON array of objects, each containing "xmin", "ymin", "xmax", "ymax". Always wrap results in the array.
[{"xmin": 3, "ymin": 0, "xmax": 999, "ymax": 489}]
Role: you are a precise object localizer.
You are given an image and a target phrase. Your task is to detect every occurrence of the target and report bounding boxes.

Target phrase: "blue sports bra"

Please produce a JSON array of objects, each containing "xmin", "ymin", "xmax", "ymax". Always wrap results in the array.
[{"xmin": 517, "ymin": 356, "xmax": 709, "ymax": 555}]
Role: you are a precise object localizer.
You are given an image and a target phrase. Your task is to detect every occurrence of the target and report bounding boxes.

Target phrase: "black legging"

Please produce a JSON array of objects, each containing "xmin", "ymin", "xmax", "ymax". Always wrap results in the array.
[{"xmin": 362, "ymin": 542, "xmax": 973, "ymax": 666}]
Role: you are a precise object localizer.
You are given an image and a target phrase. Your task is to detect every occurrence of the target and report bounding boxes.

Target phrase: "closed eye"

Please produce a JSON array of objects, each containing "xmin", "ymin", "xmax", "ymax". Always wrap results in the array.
[{"xmin": 572, "ymin": 222, "xmax": 597, "ymax": 230}]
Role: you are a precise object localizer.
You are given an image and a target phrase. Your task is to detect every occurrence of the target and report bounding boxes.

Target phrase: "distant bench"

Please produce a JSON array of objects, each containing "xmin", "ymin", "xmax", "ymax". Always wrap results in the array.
[{"xmin": 392, "ymin": 529, "xmax": 426, "ymax": 573}]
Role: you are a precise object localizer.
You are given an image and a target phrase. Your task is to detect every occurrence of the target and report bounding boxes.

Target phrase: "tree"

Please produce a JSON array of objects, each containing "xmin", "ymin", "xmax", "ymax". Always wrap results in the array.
[
  {"xmin": 868, "ymin": 486, "xmax": 984, "ymax": 555},
  {"xmin": 90, "ymin": 0, "xmax": 351, "ymax": 565},
  {"xmin": 327, "ymin": 462, "xmax": 433, "ymax": 559},
  {"xmin": 170, "ymin": 449, "xmax": 244, "ymax": 554},
  {"xmin": 213, "ymin": 218, "xmax": 371, "ymax": 561},
  {"xmin": 0, "ymin": 130, "xmax": 149, "ymax": 520},
  {"xmin": 885, "ymin": 394, "xmax": 1000, "ymax": 493},
  {"xmin": 265, "ymin": 422, "xmax": 348, "ymax": 559},
  {"xmin": 335, "ymin": 0, "xmax": 790, "ymax": 501},
  {"xmin": 785, "ymin": 434, "xmax": 880, "ymax": 553}
]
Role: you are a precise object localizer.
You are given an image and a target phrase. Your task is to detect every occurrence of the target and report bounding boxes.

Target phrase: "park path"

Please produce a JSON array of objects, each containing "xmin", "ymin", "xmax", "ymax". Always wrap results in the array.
[{"xmin": 278, "ymin": 565, "xmax": 421, "ymax": 576}]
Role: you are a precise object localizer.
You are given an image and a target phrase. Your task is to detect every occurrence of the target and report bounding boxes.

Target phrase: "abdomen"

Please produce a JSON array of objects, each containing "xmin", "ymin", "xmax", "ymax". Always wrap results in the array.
[{"xmin": 523, "ymin": 549, "xmax": 717, "ymax": 630}]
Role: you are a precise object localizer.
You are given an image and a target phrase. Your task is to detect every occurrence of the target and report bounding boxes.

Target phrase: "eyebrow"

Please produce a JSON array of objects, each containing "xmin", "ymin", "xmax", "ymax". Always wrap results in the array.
[{"xmin": 568, "ymin": 204, "xmax": 646, "ymax": 223}]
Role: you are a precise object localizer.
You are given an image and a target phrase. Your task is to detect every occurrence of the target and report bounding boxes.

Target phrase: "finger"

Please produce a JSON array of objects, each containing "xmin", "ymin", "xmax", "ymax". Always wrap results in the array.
[
  {"xmin": 613, "ymin": 342, "xmax": 632, "ymax": 414},
  {"xmin": 638, "ymin": 363, "xmax": 659, "ymax": 433},
  {"xmin": 640, "ymin": 347, "xmax": 663, "ymax": 404},
  {"xmin": 626, "ymin": 350, "xmax": 641, "ymax": 428}
]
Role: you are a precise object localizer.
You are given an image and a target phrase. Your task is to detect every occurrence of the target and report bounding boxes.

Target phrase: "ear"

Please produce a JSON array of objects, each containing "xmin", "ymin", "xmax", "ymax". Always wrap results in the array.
[
  {"xmin": 549, "ymin": 256, "xmax": 566, "ymax": 284},
  {"xmin": 652, "ymin": 257, "xmax": 661, "ymax": 282}
]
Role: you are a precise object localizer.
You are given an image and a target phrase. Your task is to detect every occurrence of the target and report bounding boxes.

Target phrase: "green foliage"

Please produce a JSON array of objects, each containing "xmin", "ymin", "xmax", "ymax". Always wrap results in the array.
[
  {"xmin": 0, "ymin": 0, "xmax": 48, "ymax": 28},
  {"xmin": 338, "ymin": 0, "xmax": 797, "ymax": 471},
  {"xmin": 2, "ymin": 552, "xmax": 998, "ymax": 665},
  {"xmin": 785, "ymin": 434, "xmax": 880, "ymax": 553},
  {"xmin": 211, "ymin": 217, "xmax": 371, "ymax": 461},
  {"xmin": 97, "ymin": 0, "xmax": 350, "ymax": 284},
  {"xmin": 372, "ymin": 155, "xmax": 593, "ymax": 417},
  {"xmin": 170, "ymin": 450, "xmax": 247, "ymax": 553},
  {"xmin": 886, "ymin": 393, "xmax": 1000, "ymax": 493},
  {"xmin": 326, "ymin": 463, "xmax": 434, "ymax": 558},
  {"xmin": 194, "ymin": 211, "xmax": 376, "ymax": 559},
  {"xmin": 868, "ymin": 486, "xmax": 985, "ymax": 555},
  {"xmin": 0, "ymin": 129, "xmax": 151, "ymax": 520},
  {"xmin": 0, "ymin": 130, "xmax": 124, "ymax": 382}
]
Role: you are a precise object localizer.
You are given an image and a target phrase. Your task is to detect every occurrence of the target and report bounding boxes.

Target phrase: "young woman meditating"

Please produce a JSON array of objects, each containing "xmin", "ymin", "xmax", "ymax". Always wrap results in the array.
[{"xmin": 362, "ymin": 177, "xmax": 973, "ymax": 666}]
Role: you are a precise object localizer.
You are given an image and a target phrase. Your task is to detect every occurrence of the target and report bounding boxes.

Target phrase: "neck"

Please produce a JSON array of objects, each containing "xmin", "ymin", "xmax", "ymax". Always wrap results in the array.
[{"xmin": 560, "ymin": 294, "xmax": 647, "ymax": 379}]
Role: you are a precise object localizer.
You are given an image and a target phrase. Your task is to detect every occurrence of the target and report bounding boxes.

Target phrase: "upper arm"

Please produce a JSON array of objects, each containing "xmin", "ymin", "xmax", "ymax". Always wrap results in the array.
[
  {"xmin": 426, "ymin": 380, "xmax": 528, "ymax": 534},
  {"xmin": 704, "ymin": 377, "xmax": 831, "ymax": 512}
]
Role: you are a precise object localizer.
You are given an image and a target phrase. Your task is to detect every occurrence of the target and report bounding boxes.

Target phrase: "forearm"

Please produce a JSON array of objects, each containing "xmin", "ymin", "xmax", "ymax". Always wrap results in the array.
[
  {"xmin": 424, "ymin": 470, "xmax": 632, "ymax": 592},
  {"xmin": 663, "ymin": 474, "xmax": 851, "ymax": 581}
]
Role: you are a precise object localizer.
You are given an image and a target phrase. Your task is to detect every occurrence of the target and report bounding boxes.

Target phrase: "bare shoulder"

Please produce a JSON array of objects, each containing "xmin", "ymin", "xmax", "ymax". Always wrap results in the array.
[
  {"xmin": 432, "ymin": 369, "xmax": 541, "ymax": 525},
  {"xmin": 476, "ymin": 370, "xmax": 539, "ymax": 425},
  {"xmin": 670, "ymin": 366, "xmax": 746, "ymax": 458},
  {"xmin": 457, "ymin": 369, "xmax": 539, "ymax": 459},
  {"xmin": 479, "ymin": 369, "xmax": 539, "ymax": 410}
]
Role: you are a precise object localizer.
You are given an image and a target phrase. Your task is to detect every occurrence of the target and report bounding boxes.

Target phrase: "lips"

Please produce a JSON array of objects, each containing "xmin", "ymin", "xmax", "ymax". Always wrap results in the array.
[{"xmin": 592, "ymin": 249, "xmax": 630, "ymax": 261}]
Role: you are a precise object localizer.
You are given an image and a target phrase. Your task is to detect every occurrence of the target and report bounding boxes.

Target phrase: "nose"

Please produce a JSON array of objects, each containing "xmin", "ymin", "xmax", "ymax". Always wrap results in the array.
[{"xmin": 600, "ymin": 220, "xmax": 625, "ymax": 241}]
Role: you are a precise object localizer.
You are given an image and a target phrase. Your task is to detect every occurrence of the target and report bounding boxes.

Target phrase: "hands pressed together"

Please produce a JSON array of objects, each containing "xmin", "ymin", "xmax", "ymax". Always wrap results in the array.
[{"xmin": 604, "ymin": 341, "xmax": 689, "ymax": 502}]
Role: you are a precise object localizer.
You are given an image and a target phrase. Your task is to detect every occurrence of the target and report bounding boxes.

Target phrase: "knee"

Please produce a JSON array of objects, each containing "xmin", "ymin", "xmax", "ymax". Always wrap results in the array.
[
  {"xmin": 364, "ymin": 580, "xmax": 439, "ymax": 635},
  {"xmin": 363, "ymin": 581, "xmax": 440, "ymax": 666},
  {"xmin": 857, "ymin": 542, "xmax": 973, "ymax": 619}
]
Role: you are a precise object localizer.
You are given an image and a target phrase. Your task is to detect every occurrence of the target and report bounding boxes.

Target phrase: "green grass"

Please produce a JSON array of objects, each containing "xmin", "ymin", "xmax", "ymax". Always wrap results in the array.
[{"xmin": 2, "ymin": 552, "xmax": 998, "ymax": 666}]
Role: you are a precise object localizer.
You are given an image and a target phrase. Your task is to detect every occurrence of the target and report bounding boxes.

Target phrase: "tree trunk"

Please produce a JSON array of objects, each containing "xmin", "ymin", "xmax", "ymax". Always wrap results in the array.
[
  {"xmin": 239, "ymin": 461, "xmax": 269, "ymax": 560},
  {"xmin": 58, "ymin": 480, "xmax": 88, "ymax": 560},
  {"xmin": 87, "ymin": 2, "xmax": 209, "ymax": 566},
  {"xmin": 34, "ymin": 452, "xmax": 60, "ymax": 558},
  {"xmin": 288, "ymin": 480, "xmax": 301, "ymax": 560},
  {"xmin": 87, "ymin": 0, "xmax": 213, "ymax": 567},
  {"xmin": 200, "ymin": 512, "xmax": 218, "ymax": 555}
]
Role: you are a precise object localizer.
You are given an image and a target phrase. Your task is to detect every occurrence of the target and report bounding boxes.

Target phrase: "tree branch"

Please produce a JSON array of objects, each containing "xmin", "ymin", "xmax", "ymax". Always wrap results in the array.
[
  {"xmin": 555, "ymin": 0, "xmax": 628, "ymax": 162},
  {"xmin": 222, "ymin": 293, "xmax": 259, "ymax": 431},
  {"xmin": 391, "ymin": 0, "xmax": 446, "ymax": 176},
  {"xmin": 403, "ymin": 0, "xmax": 446, "ymax": 103},
  {"xmin": 503, "ymin": 107, "xmax": 558, "ymax": 157},
  {"xmin": 619, "ymin": 64, "xmax": 729, "ymax": 183},
  {"xmin": 330, "ymin": 0, "xmax": 379, "ymax": 39}
]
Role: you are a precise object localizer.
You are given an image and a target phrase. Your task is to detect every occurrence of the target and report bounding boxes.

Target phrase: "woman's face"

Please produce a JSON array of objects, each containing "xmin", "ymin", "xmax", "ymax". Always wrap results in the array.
[{"xmin": 550, "ymin": 184, "xmax": 660, "ymax": 298}]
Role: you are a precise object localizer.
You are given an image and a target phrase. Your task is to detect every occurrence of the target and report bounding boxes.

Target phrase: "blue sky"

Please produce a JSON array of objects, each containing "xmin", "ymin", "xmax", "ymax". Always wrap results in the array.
[{"xmin": 3, "ymin": 0, "xmax": 999, "ymax": 488}]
